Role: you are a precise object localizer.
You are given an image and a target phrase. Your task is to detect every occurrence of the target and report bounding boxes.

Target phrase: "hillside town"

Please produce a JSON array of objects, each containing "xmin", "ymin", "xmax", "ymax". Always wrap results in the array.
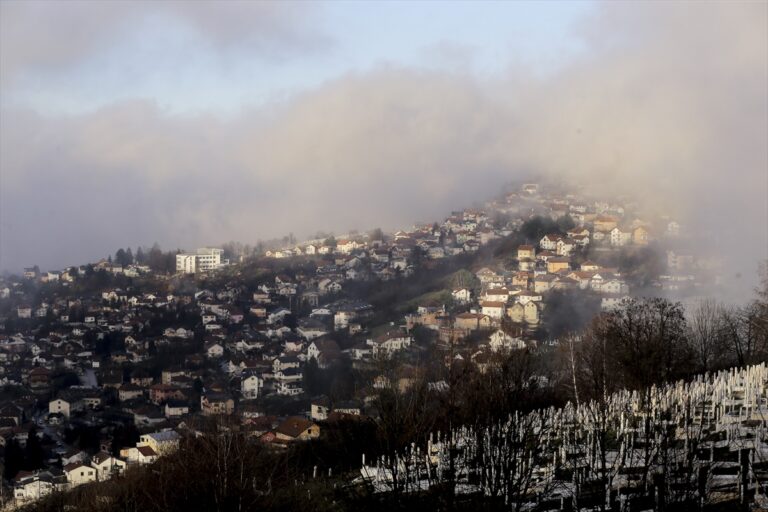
[{"xmin": 0, "ymin": 182, "xmax": 724, "ymax": 507}]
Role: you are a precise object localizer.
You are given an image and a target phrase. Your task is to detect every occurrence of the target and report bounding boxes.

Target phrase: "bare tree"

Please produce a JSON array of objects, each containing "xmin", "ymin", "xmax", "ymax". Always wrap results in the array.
[{"xmin": 687, "ymin": 298, "xmax": 729, "ymax": 372}]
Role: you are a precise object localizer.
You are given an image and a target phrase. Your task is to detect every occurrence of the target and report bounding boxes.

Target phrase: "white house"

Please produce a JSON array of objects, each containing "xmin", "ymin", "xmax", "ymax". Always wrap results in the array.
[
  {"xmin": 205, "ymin": 342, "xmax": 224, "ymax": 358},
  {"xmin": 90, "ymin": 452, "xmax": 126, "ymax": 481},
  {"xmin": 49, "ymin": 398, "xmax": 71, "ymax": 419},
  {"xmin": 483, "ymin": 288, "xmax": 510, "ymax": 303},
  {"xmin": 451, "ymin": 288, "xmax": 472, "ymax": 304},
  {"xmin": 601, "ymin": 279, "xmax": 629, "ymax": 295},
  {"xmin": 539, "ymin": 234, "xmax": 561, "ymax": 251},
  {"xmin": 601, "ymin": 295, "xmax": 629, "ymax": 311},
  {"xmin": 121, "ymin": 446, "xmax": 158, "ymax": 464},
  {"xmin": 556, "ymin": 238, "xmax": 575, "ymax": 256},
  {"xmin": 481, "ymin": 301, "xmax": 506, "ymax": 320},
  {"xmin": 138, "ymin": 430, "xmax": 180, "ymax": 456},
  {"xmin": 64, "ymin": 463, "xmax": 97, "ymax": 487},
  {"xmin": 609, "ymin": 227, "xmax": 633, "ymax": 246},
  {"xmin": 370, "ymin": 332, "xmax": 412, "ymax": 357},
  {"xmin": 175, "ymin": 247, "xmax": 225, "ymax": 274},
  {"xmin": 13, "ymin": 472, "xmax": 63, "ymax": 503},
  {"xmin": 241, "ymin": 373, "xmax": 263, "ymax": 399},
  {"xmin": 488, "ymin": 330, "xmax": 526, "ymax": 352}
]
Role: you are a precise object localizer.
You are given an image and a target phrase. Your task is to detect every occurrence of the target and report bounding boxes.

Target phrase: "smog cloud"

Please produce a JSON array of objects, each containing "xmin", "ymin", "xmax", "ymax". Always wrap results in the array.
[{"xmin": 1, "ymin": 2, "xmax": 765, "ymax": 300}]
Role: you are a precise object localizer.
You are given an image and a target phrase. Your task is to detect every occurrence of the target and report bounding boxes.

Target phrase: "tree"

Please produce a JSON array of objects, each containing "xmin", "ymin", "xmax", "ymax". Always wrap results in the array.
[
  {"xmin": 686, "ymin": 299, "xmax": 729, "ymax": 372},
  {"xmin": 23, "ymin": 427, "xmax": 44, "ymax": 470},
  {"xmin": 721, "ymin": 304, "xmax": 767, "ymax": 366},
  {"xmin": 520, "ymin": 215, "xmax": 560, "ymax": 242},
  {"xmin": 3, "ymin": 438, "xmax": 24, "ymax": 479},
  {"xmin": 587, "ymin": 298, "xmax": 690, "ymax": 393},
  {"xmin": 369, "ymin": 228, "xmax": 384, "ymax": 242},
  {"xmin": 555, "ymin": 214, "xmax": 576, "ymax": 232},
  {"xmin": 115, "ymin": 248, "xmax": 128, "ymax": 266},
  {"xmin": 540, "ymin": 289, "xmax": 600, "ymax": 340}
]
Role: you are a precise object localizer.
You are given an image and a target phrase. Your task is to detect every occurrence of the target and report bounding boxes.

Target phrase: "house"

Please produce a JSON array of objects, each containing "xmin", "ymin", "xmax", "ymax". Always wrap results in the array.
[
  {"xmin": 306, "ymin": 338, "xmax": 342, "ymax": 368},
  {"xmin": 555, "ymin": 238, "xmax": 575, "ymax": 256},
  {"xmin": 518, "ymin": 258, "xmax": 536, "ymax": 271},
  {"xmin": 205, "ymin": 342, "xmax": 224, "ymax": 358},
  {"xmin": 567, "ymin": 227, "xmax": 590, "ymax": 238},
  {"xmin": 14, "ymin": 471, "xmax": 67, "ymax": 503},
  {"xmin": 553, "ymin": 276, "xmax": 579, "ymax": 291},
  {"xmin": 454, "ymin": 312, "xmax": 491, "ymax": 331},
  {"xmin": 580, "ymin": 261, "xmax": 601, "ymax": 272},
  {"xmin": 149, "ymin": 384, "xmax": 185, "ymax": 405},
  {"xmin": 539, "ymin": 234, "xmax": 561, "ymax": 251},
  {"xmin": 121, "ymin": 445, "xmax": 158, "ymax": 464},
  {"xmin": 201, "ymin": 393, "xmax": 234, "ymax": 416},
  {"xmin": 131, "ymin": 405, "xmax": 165, "ymax": 426},
  {"xmin": 334, "ymin": 400, "xmax": 362, "ymax": 416},
  {"xmin": 609, "ymin": 227, "xmax": 633, "ymax": 246},
  {"xmin": 483, "ymin": 288, "xmax": 511, "ymax": 304},
  {"xmin": 49, "ymin": 398, "xmax": 71, "ymax": 419},
  {"xmin": 241, "ymin": 373, "xmax": 263, "ymax": 399},
  {"xmin": 90, "ymin": 452, "xmax": 126, "ymax": 481},
  {"xmin": 297, "ymin": 319, "xmax": 330, "ymax": 341},
  {"xmin": 517, "ymin": 245, "xmax": 536, "ymax": 260},
  {"xmin": 451, "ymin": 288, "xmax": 472, "ymax": 304},
  {"xmin": 523, "ymin": 301, "xmax": 540, "ymax": 325},
  {"xmin": 63, "ymin": 462, "xmax": 97, "ymax": 487},
  {"xmin": 593, "ymin": 215, "xmax": 619, "ymax": 232},
  {"xmin": 276, "ymin": 380, "xmax": 304, "ymax": 396},
  {"xmin": 118, "ymin": 384, "xmax": 144, "ymax": 402},
  {"xmin": 601, "ymin": 279, "xmax": 629, "ymax": 295},
  {"xmin": 138, "ymin": 430, "xmax": 180, "ymax": 455},
  {"xmin": 480, "ymin": 301, "xmax": 506, "ymax": 320},
  {"xmin": 666, "ymin": 221, "xmax": 681, "ymax": 237},
  {"xmin": 567, "ymin": 271, "xmax": 596, "ymax": 290},
  {"xmin": 601, "ymin": 294, "xmax": 629, "ymax": 311},
  {"xmin": 511, "ymin": 272, "xmax": 531, "ymax": 288},
  {"xmin": 336, "ymin": 239, "xmax": 360, "ymax": 254},
  {"xmin": 546, "ymin": 257, "xmax": 570, "ymax": 274},
  {"xmin": 508, "ymin": 302, "xmax": 540, "ymax": 325},
  {"xmin": 273, "ymin": 355, "xmax": 300, "ymax": 373},
  {"xmin": 488, "ymin": 330, "xmax": 526, "ymax": 352},
  {"xmin": 371, "ymin": 331, "xmax": 412, "ymax": 357},
  {"xmin": 349, "ymin": 342, "xmax": 372, "ymax": 360},
  {"xmin": 0, "ymin": 403, "xmax": 23, "ymax": 426},
  {"xmin": 533, "ymin": 274, "xmax": 556, "ymax": 294},
  {"xmin": 164, "ymin": 400, "xmax": 189, "ymax": 418},
  {"xmin": 317, "ymin": 278, "xmax": 343, "ymax": 295},
  {"xmin": 275, "ymin": 416, "xmax": 320, "ymax": 441},
  {"xmin": 61, "ymin": 449, "xmax": 87, "ymax": 466},
  {"xmin": 310, "ymin": 396, "xmax": 330, "ymax": 421},
  {"xmin": 475, "ymin": 268, "xmax": 504, "ymax": 287},
  {"xmin": 509, "ymin": 303, "xmax": 525, "ymax": 323},
  {"xmin": 633, "ymin": 226, "xmax": 650, "ymax": 245}
]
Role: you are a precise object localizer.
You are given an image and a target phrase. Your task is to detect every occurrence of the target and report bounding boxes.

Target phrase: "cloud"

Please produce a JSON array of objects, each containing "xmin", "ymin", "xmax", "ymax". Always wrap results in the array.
[
  {"xmin": 0, "ymin": 0, "xmax": 329, "ymax": 88},
  {"xmin": 0, "ymin": 1, "xmax": 766, "ymax": 301}
]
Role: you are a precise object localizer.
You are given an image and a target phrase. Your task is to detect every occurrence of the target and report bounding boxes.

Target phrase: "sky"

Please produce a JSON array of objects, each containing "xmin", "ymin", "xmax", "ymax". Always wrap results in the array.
[{"xmin": 1, "ymin": 0, "xmax": 767, "ymax": 298}]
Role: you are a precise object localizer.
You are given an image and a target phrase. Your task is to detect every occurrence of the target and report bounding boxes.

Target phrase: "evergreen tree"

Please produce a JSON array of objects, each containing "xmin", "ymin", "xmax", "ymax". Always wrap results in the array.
[
  {"xmin": 23, "ymin": 427, "xmax": 44, "ymax": 470},
  {"xmin": 3, "ymin": 438, "xmax": 24, "ymax": 479}
]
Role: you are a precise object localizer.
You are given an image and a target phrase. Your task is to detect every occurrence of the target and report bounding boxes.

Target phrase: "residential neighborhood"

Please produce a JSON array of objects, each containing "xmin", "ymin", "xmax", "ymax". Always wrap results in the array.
[{"xmin": 0, "ymin": 181, "xmax": 726, "ymax": 507}]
